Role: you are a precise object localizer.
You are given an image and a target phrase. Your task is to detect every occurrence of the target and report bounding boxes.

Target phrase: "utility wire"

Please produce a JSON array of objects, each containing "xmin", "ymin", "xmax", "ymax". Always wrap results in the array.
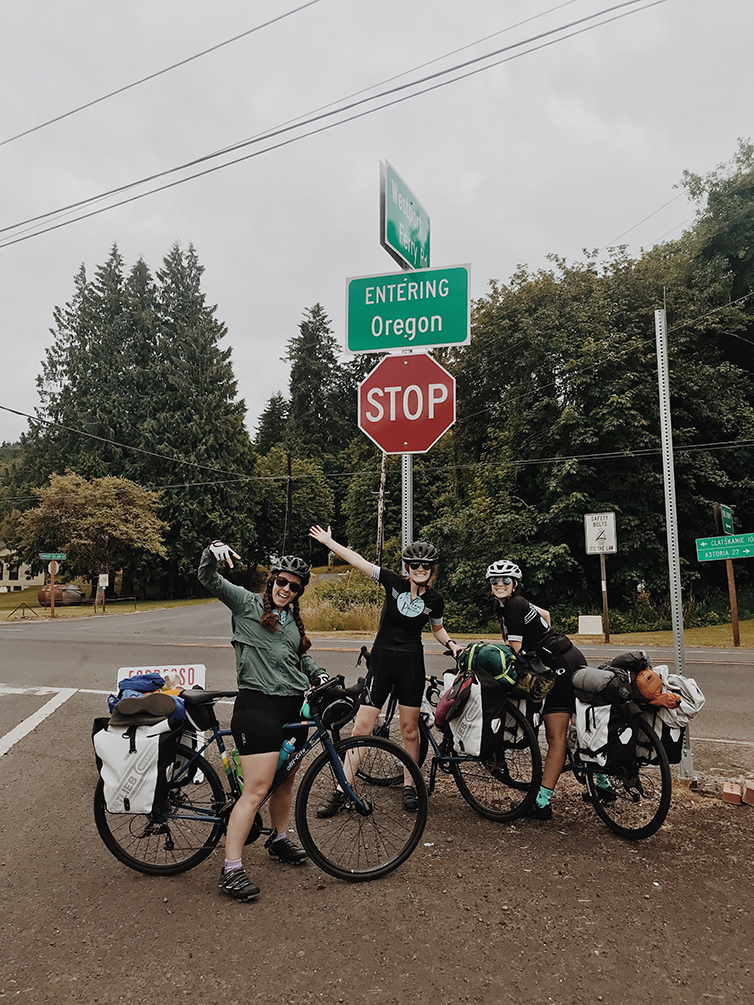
[
  {"xmin": 0, "ymin": 0, "xmax": 668, "ymax": 249},
  {"xmin": 0, "ymin": 0, "xmax": 326, "ymax": 148}
]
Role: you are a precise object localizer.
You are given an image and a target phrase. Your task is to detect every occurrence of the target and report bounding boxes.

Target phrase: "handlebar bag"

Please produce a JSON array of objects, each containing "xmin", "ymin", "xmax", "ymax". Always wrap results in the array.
[{"xmin": 92, "ymin": 716, "xmax": 183, "ymax": 814}]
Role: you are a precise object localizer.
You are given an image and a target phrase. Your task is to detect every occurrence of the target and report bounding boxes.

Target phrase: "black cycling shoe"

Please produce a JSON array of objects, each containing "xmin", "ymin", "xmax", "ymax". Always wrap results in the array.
[
  {"xmin": 528, "ymin": 802, "xmax": 553, "ymax": 820},
  {"xmin": 316, "ymin": 790, "xmax": 347, "ymax": 818},
  {"xmin": 265, "ymin": 832, "xmax": 308, "ymax": 864},
  {"xmin": 218, "ymin": 867, "xmax": 260, "ymax": 901},
  {"xmin": 402, "ymin": 785, "xmax": 419, "ymax": 812},
  {"xmin": 582, "ymin": 787, "xmax": 617, "ymax": 805}
]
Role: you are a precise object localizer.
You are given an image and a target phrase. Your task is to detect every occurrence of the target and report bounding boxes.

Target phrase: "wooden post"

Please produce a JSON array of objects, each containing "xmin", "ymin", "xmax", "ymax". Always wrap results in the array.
[
  {"xmin": 600, "ymin": 552, "xmax": 610, "ymax": 643},
  {"xmin": 714, "ymin": 504, "xmax": 740, "ymax": 647}
]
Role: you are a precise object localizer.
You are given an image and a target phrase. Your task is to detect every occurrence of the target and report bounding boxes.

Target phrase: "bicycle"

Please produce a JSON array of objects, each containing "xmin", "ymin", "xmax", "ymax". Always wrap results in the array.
[
  {"xmin": 560, "ymin": 703, "xmax": 672, "ymax": 840},
  {"xmin": 354, "ymin": 647, "xmax": 542, "ymax": 822},
  {"xmin": 93, "ymin": 676, "xmax": 428, "ymax": 882}
]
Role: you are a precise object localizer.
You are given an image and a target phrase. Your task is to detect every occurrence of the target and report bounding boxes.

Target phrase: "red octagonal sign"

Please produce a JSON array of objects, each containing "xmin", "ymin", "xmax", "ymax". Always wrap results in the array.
[{"xmin": 358, "ymin": 353, "xmax": 456, "ymax": 454}]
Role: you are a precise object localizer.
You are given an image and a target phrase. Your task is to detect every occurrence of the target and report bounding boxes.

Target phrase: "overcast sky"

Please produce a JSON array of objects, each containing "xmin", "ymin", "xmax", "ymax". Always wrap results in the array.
[{"xmin": 1, "ymin": 0, "xmax": 752, "ymax": 446}]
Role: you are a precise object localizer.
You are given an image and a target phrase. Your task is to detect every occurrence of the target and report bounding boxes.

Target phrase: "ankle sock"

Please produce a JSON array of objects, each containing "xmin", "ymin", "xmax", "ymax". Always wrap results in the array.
[
  {"xmin": 272, "ymin": 831, "xmax": 286, "ymax": 843},
  {"xmin": 535, "ymin": 785, "xmax": 554, "ymax": 809},
  {"xmin": 224, "ymin": 858, "xmax": 242, "ymax": 874}
]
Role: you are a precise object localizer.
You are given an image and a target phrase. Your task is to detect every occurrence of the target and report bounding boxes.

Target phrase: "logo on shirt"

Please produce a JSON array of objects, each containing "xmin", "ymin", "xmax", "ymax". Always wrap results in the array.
[{"xmin": 397, "ymin": 592, "xmax": 426, "ymax": 618}]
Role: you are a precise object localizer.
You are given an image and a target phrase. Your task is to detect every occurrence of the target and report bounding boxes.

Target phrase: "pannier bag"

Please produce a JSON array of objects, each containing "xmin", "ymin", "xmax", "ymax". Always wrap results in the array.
[
  {"xmin": 574, "ymin": 699, "xmax": 638, "ymax": 769},
  {"xmin": 634, "ymin": 671, "xmax": 705, "ymax": 764},
  {"xmin": 572, "ymin": 666, "xmax": 634, "ymax": 705},
  {"xmin": 447, "ymin": 667, "xmax": 510, "ymax": 758},
  {"xmin": 456, "ymin": 643, "xmax": 518, "ymax": 690},
  {"xmin": 92, "ymin": 716, "xmax": 183, "ymax": 814},
  {"xmin": 637, "ymin": 708, "xmax": 685, "ymax": 765}
]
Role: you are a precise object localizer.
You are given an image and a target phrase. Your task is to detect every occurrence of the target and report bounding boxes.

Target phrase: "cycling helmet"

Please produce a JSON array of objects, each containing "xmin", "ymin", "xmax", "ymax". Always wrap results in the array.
[
  {"xmin": 485, "ymin": 559, "xmax": 522, "ymax": 582},
  {"xmin": 402, "ymin": 541, "xmax": 439, "ymax": 563},
  {"xmin": 271, "ymin": 555, "xmax": 311, "ymax": 586}
]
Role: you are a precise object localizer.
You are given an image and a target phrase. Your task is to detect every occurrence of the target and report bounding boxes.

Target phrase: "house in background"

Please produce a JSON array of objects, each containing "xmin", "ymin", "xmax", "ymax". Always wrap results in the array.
[{"xmin": 0, "ymin": 542, "xmax": 45, "ymax": 592}]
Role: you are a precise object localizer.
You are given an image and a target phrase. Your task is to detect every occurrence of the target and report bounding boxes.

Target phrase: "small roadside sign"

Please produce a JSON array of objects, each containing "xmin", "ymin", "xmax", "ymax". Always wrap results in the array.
[
  {"xmin": 584, "ymin": 513, "xmax": 617, "ymax": 555},
  {"xmin": 380, "ymin": 161, "xmax": 430, "ymax": 270},
  {"xmin": 720, "ymin": 505, "xmax": 734, "ymax": 535},
  {"xmin": 696, "ymin": 533, "xmax": 754, "ymax": 562},
  {"xmin": 40, "ymin": 552, "xmax": 66, "ymax": 561}
]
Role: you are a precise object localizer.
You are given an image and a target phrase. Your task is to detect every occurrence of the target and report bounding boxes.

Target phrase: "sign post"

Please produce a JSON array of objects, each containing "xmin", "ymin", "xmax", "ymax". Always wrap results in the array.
[
  {"xmin": 584, "ymin": 513, "xmax": 616, "ymax": 642},
  {"xmin": 714, "ymin": 504, "xmax": 739, "ymax": 647},
  {"xmin": 40, "ymin": 553, "xmax": 66, "ymax": 619}
]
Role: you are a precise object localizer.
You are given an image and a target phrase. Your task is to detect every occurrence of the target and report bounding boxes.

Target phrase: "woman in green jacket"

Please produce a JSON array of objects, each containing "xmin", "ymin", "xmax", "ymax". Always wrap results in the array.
[{"xmin": 198, "ymin": 541, "xmax": 327, "ymax": 902}]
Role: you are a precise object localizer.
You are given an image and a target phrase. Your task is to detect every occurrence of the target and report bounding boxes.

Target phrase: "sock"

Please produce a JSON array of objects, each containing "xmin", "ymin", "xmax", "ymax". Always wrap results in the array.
[
  {"xmin": 535, "ymin": 785, "xmax": 554, "ymax": 809},
  {"xmin": 224, "ymin": 858, "xmax": 242, "ymax": 874},
  {"xmin": 595, "ymin": 773, "xmax": 611, "ymax": 789},
  {"xmin": 272, "ymin": 831, "xmax": 286, "ymax": 843}
]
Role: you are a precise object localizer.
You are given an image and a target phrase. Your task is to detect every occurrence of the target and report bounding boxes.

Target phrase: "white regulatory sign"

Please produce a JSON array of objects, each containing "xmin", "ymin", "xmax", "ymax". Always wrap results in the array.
[{"xmin": 584, "ymin": 512, "xmax": 617, "ymax": 555}]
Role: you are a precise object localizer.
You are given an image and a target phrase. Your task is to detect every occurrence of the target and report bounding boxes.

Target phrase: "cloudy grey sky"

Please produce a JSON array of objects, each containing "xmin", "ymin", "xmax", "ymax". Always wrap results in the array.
[{"xmin": 1, "ymin": 0, "xmax": 751, "ymax": 445}]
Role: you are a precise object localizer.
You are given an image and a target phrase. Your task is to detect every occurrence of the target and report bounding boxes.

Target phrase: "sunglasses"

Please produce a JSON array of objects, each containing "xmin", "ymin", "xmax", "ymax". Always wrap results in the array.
[
  {"xmin": 408, "ymin": 561, "xmax": 434, "ymax": 571},
  {"xmin": 274, "ymin": 575, "xmax": 302, "ymax": 594},
  {"xmin": 489, "ymin": 576, "xmax": 514, "ymax": 586}
]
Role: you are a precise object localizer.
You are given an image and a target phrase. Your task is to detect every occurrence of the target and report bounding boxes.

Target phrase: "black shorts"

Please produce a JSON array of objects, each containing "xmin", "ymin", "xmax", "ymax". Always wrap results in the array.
[
  {"xmin": 365, "ymin": 648, "xmax": 425, "ymax": 709},
  {"xmin": 541, "ymin": 643, "xmax": 586, "ymax": 716},
  {"xmin": 231, "ymin": 689, "xmax": 306, "ymax": 756}
]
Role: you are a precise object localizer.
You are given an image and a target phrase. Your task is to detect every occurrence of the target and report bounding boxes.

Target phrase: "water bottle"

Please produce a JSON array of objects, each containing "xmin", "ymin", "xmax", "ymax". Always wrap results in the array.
[
  {"xmin": 277, "ymin": 736, "xmax": 297, "ymax": 771},
  {"xmin": 231, "ymin": 747, "xmax": 243, "ymax": 792}
]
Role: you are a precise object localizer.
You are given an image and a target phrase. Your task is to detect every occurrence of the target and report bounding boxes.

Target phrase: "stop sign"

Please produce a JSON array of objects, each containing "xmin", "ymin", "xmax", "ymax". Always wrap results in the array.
[{"xmin": 358, "ymin": 353, "xmax": 455, "ymax": 454}]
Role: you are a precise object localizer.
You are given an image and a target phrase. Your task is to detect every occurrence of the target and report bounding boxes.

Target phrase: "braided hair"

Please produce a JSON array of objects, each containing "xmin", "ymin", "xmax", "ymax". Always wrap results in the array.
[{"xmin": 260, "ymin": 575, "xmax": 311, "ymax": 653}]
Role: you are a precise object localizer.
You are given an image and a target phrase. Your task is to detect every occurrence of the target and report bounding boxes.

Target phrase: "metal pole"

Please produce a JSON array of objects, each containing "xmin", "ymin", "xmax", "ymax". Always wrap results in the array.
[
  {"xmin": 402, "ymin": 452, "xmax": 413, "ymax": 558},
  {"xmin": 49, "ymin": 563, "xmax": 56, "ymax": 619},
  {"xmin": 655, "ymin": 308, "xmax": 694, "ymax": 779},
  {"xmin": 376, "ymin": 452, "xmax": 387, "ymax": 566}
]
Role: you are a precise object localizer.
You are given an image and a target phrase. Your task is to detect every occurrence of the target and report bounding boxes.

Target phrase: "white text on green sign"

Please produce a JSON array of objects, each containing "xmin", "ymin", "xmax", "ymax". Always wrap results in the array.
[
  {"xmin": 40, "ymin": 552, "xmax": 66, "ymax": 561},
  {"xmin": 346, "ymin": 265, "xmax": 469, "ymax": 353},
  {"xmin": 380, "ymin": 162, "xmax": 430, "ymax": 270},
  {"xmin": 695, "ymin": 533, "xmax": 754, "ymax": 562},
  {"xmin": 721, "ymin": 504, "xmax": 734, "ymax": 535}
]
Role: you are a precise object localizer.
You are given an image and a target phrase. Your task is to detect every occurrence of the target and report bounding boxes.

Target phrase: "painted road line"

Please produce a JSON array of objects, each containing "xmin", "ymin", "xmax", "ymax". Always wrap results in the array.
[{"xmin": 0, "ymin": 687, "xmax": 77, "ymax": 756}]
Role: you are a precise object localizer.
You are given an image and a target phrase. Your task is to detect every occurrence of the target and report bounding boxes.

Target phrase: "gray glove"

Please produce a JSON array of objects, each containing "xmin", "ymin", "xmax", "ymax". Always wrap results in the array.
[{"xmin": 209, "ymin": 540, "xmax": 241, "ymax": 568}]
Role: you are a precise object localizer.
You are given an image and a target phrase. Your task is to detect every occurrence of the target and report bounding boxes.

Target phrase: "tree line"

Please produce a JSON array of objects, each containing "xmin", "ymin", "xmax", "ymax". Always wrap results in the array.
[{"xmin": 2, "ymin": 142, "xmax": 754, "ymax": 626}]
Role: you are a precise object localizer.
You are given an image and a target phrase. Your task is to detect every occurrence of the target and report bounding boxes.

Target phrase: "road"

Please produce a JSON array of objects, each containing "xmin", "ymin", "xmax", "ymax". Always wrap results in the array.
[{"xmin": 1, "ymin": 604, "xmax": 753, "ymax": 1005}]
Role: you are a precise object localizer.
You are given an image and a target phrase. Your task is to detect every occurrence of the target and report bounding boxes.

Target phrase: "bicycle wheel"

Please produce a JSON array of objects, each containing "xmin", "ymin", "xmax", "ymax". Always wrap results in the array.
[
  {"xmin": 585, "ymin": 718, "xmax": 671, "ymax": 840},
  {"xmin": 451, "ymin": 702, "xmax": 541, "ymax": 822},
  {"xmin": 94, "ymin": 744, "xmax": 226, "ymax": 875},
  {"xmin": 359, "ymin": 713, "xmax": 429, "ymax": 786},
  {"xmin": 295, "ymin": 735, "xmax": 428, "ymax": 881}
]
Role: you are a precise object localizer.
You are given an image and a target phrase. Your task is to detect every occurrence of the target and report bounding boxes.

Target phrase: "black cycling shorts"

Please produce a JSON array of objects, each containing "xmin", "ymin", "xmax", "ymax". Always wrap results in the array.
[
  {"xmin": 231, "ymin": 689, "xmax": 306, "ymax": 756},
  {"xmin": 541, "ymin": 643, "xmax": 586, "ymax": 716},
  {"xmin": 365, "ymin": 647, "xmax": 425, "ymax": 710}
]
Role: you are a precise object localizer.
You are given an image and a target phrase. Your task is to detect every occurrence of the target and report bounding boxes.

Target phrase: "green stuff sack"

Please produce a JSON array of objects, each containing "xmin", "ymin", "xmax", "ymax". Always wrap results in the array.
[{"xmin": 456, "ymin": 643, "xmax": 519, "ymax": 690}]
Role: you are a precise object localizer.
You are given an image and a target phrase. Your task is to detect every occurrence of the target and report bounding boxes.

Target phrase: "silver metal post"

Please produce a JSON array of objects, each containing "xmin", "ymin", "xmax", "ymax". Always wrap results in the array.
[
  {"xmin": 655, "ymin": 308, "xmax": 694, "ymax": 779},
  {"xmin": 401, "ymin": 452, "xmax": 413, "ymax": 557}
]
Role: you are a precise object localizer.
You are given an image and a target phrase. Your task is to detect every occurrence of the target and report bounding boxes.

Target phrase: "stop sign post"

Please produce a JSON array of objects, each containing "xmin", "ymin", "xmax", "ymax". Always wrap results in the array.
[{"xmin": 358, "ymin": 353, "xmax": 455, "ymax": 454}]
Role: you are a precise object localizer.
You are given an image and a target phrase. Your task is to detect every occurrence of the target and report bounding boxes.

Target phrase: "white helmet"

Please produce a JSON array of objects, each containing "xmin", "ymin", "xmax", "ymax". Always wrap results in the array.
[{"xmin": 485, "ymin": 559, "xmax": 522, "ymax": 582}]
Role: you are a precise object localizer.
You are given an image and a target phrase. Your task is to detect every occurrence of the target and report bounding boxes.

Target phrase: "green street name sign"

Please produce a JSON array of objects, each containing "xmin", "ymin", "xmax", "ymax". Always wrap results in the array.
[
  {"xmin": 346, "ymin": 264, "xmax": 470, "ymax": 354},
  {"xmin": 40, "ymin": 552, "xmax": 66, "ymax": 561},
  {"xmin": 721, "ymin": 504, "xmax": 734, "ymax": 535},
  {"xmin": 380, "ymin": 161, "xmax": 430, "ymax": 270},
  {"xmin": 696, "ymin": 533, "xmax": 754, "ymax": 562}
]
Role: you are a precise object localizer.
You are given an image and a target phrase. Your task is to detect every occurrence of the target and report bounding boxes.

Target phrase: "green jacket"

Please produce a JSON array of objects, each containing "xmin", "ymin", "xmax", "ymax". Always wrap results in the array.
[{"xmin": 198, "ymin": 548, "xmax": 323, "ymax": 695}]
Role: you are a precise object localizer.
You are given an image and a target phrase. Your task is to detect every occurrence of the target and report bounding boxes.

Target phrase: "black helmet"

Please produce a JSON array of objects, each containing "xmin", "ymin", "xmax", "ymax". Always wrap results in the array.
[
  {"xmin": 402, "ymin": 541, "xmax": 439, "ymax": 563},
  {"xmin": 272, "ymin": 555, "xmax": 311, "ymax": 586}
]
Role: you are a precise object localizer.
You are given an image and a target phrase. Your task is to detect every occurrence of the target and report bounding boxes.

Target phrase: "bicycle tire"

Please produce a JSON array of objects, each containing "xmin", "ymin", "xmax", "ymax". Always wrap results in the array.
[
  {"xmin": 94, "ymin": 744, "xmax": 225, "ymax": 875},
  {"xmin": 295, "ymin": 735, "xmax": 428, "ymax": 882},
  {"xmin": 451, "ymin": 701, "xmax": 541, "ymax": 822},
  {"xmin": 359, "ymin": 714, "xmax": 429, "ymax": 786},
  {"xmin": 585, "ymin": 717, "xmax": 671, "ymax": 840}
]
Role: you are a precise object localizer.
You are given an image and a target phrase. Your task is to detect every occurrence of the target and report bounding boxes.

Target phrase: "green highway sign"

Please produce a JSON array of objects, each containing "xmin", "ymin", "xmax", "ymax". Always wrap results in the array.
[
  {"xmin": 346, "ymin": 264, "xmax": 470, "ymax": 353},
  {"xmin": 40, "ymin": 552, "xmax": 66, "ymax": 561},
  {"xmin": 721, "ymin": 504, "xmax": 734, "ymax": 535},
  {"xmin": 380, "ymin": 162, "xmax": 430, "ymax": 270},
  {"xmin": 696, "ymin": 533, "xmax": 754, "ymax": 562}
]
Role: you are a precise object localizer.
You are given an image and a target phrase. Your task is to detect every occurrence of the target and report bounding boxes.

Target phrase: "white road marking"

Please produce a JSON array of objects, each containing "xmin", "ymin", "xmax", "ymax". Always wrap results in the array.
[{"xmin": 0, "ymin": 687, "xmax": 77, "ymax": 756}]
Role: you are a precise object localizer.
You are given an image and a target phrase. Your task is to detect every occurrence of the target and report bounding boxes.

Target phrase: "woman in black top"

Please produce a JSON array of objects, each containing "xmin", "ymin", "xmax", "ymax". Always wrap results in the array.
[
  {"xmin": 486, "ymin": 559, "xmax": 586, "ymax": 821},
  {"xmin": 310, "ymin": 525, "xmax": 461, "ymax": 810}
]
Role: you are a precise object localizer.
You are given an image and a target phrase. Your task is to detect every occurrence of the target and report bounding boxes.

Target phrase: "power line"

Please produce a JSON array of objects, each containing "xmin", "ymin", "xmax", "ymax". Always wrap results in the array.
[
  {"xmin": 0, "ymin": 0, "xmax": 668, "ymax": 249},
  {"xmin": 0, "ymin": 1, "xmax": 326, "ymax": 148}
]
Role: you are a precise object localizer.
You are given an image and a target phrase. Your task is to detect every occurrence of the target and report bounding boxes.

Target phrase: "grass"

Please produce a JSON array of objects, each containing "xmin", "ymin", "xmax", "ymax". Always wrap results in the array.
[{"xmin": 0, "ymin": 587, "xmax": 218, "ymax": 621}]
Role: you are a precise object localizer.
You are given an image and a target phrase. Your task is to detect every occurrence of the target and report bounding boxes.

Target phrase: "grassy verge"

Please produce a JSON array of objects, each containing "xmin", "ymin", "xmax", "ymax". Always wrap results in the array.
[{"xmin": 0, "ymin": 588, "xmax": 219, "ymax": 622}]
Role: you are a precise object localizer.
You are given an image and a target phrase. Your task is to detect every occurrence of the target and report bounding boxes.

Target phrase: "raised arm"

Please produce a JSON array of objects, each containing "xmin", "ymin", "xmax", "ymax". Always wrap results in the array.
[{"xmin": 308, "ymin": 525, "xmax": 374, "ymax": 578}]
